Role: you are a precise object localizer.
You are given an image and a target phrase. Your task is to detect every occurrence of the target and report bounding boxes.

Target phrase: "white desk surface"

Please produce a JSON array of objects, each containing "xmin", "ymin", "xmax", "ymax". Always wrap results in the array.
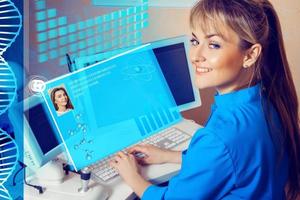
[{"xmin": 25, "ymin": 119, "xmax": 202, "ymax": 200}]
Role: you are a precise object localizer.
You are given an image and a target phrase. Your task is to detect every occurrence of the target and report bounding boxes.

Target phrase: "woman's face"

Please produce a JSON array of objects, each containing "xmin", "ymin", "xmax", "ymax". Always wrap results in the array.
[
  {"xmin": 54, "ymin": 90, "xmax": 68, "ymax": 108},
  {"xmin": 189, "ymin": 24, "xmax": 250, "ymax": 94}
]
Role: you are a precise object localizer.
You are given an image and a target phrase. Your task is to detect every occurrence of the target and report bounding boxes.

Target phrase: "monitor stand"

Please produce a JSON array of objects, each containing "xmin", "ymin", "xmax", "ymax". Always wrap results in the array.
[{"xmin": 25, "ymin": 160, "xmax": 110, "ymax": 200}]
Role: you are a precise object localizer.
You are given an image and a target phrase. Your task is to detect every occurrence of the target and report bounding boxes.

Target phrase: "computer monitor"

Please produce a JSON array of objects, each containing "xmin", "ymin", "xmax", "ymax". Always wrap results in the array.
[
  {"xmin": 9, "ymin": 35, "xmax": 200, "ymax": 170},
  {"xmin": 9, "ymin": 96, "xmax": 64, "ymax": 170},
  {"xmin": 151, "ymin": 35, "xmax": 201, "ymax": 111},
  {"xmin": 73, "ymin": 35, "xmax": 201, "ymax": 111}
]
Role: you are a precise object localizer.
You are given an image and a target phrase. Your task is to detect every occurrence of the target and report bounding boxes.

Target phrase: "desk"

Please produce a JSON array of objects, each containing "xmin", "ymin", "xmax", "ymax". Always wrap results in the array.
[{"xmin": 25, "ymin": 120, "xmax": 202, "ymax": 200}]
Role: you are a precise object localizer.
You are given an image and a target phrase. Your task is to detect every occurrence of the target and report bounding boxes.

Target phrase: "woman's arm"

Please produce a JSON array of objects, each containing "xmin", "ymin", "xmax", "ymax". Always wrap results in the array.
[
  {"xmin": 110, "ymin": 152, "xmax": 151, "ymax": 197},
  {"xmin": 163, "ymin": 150, "xmax": 182, "ymax": 164}
]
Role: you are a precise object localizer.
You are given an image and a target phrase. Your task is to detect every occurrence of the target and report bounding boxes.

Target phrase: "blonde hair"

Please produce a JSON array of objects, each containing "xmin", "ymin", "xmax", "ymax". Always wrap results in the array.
[{"xmin": 190, "ymin": 0, "xmax": 300, "ymax": 199}]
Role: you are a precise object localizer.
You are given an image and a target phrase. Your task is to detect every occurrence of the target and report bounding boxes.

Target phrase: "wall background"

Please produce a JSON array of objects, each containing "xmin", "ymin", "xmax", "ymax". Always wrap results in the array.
[{"xmin": 142, "ymin": 0, "xmax": 300, "ymax": 125}]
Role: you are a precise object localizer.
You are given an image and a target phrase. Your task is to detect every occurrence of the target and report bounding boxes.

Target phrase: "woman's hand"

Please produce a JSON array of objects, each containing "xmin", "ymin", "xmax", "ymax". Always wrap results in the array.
[
  {"xmin": 109, "ymin": 151, "xmax": 151, "ymax": 197},
  {"xmin": 129, "ymin": 144, "xmax": 182, "ymax": 165},
  {"xmin": 110, "ymin": 151, "xmax": 140, "ymax": 182}
]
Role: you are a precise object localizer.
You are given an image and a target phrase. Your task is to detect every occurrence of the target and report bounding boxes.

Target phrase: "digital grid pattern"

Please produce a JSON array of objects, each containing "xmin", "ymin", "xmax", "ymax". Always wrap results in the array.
[{"xmin": 34, "ymin": 0, "xmax": 149, "ymax": 67}]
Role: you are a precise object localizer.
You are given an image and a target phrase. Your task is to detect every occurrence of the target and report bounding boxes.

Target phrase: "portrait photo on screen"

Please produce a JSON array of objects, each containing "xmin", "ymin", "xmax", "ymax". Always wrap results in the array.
[{"xmin": 48, "ymin": 85, "xmax": 74, "ymax": 116}]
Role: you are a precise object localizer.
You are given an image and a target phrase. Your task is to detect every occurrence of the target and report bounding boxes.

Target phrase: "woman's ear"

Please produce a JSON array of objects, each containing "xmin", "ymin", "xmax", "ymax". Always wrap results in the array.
[{"xmin": 242, "ymin": 43, "xmax": 262, "ymax": 68}]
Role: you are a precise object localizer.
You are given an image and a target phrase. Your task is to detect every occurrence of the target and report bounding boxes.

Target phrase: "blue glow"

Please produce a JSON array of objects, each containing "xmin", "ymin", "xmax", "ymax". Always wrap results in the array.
[
  {"xmin": 85, "ymin": 18, "xmax": 94, "ymax": 27},
  {"xmin": 36, "ymin": 11, "xmax": 46, "ymax": 21},
  {"xmin": 34, "ymin": 0, "xmax": 149, "ymax": 65},
  {"xmin": 87, "ymin": 38, "xmax": 94, "ymax": 47},
  {"xmin": 38, "ymin": 53, "xmax": 48, "ymax": 62},
  {"xmin": 42, "ymin": 46, "xmax": 181, "ymax": 170},
  {"xmin": 59, "ymin": 36, "xmax": 67, "ymax": 46},
  {"xmin": 47, "ymin": 8, "xmax": 57, "ymax": 18},
  {"xmin": 49, "ymin": 40, "xmax": 58, "ymax": 49},
  {"xmin": 58, "ymin": 26, "xmax": 68, "ymax": 36},
  {"xmin": 35, "ymin": 0, "xmax": 46, "ymax": 10},
  {"xmin": 37, "ymin": 32, "xmax": 47, "ymax": 42},
  {"xmin": 78, "ymin": 41, "xmax": 86, "ymax": 49},
  {"xmin": 69, "ymin": 43, "xmax": 77, "ymax": 52},
  {"xmin": 68, "ymin": 34, "xmax": 77, "ymax": 43},
  {"xmin": 78, "ymin": 21, "xmax": 86, "ymax": 30},
  {"xmin": 37, "ymin": 21, "xmax": 47, "ymax": 31},
  {"xmin": 0, "ymin": 8, "xmax": 22, "ymax": 185},
  {"xmin": 77, "ymin": 31, "xmax": 85, "ymax": 40},
  {"xmin": 59, "ymin": 57, "xmax": 67, "ymax": 65},
  {"xmin": 68, "ymin": 24, "xmax": 77, "ymax": 33},
  {"xmin": 48, "ymin": 29, "xmax": 58, "ymax": 39},
  {"xmin": 95, "ymin": 16, "xmax": 103, "ymax": 24},
  {"xmin": 58, "ymin": 17, "xmax": 67, "ymax": 26},
  {"xmin": 48, "ymin": 19, "xmax": 57, "ymax": 29},
  {"xmin": 38, "ymin": 42, "xmax": 48, "ymax": 52},
  {"xmin": 0, "ymin": 129, "xmax": 19, "ymax": 199},
  {"xmin": 49, "ymin": 50, "xmax": 58, "ymax": 59},
  {"xmin": 59, "ymin": 46, "xmax": 68, "ymax": 56}
]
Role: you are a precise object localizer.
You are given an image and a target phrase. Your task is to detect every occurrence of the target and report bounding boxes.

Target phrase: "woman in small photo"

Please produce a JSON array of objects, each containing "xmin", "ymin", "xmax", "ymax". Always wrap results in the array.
[
  {"xmin": 110, "ymin": 0, "xmax": 300, "ymax": 199},
  {"xmin": 50, "ymin": 87, "xmax": 74, "ymax": 116}
]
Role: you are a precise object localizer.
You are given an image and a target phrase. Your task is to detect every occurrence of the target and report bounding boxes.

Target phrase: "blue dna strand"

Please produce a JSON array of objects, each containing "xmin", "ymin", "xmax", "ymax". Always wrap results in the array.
[
  {"xmin": 0, "ymin": 57, "xmax": 16, "ymax": 116},
  {"xmin": 0, "ymin": 128, "xmax": 19, "ymax": 200},
  {"xmin": 0, "ymin": 0, "xmax": 22, "ymax": 116},
  {"xmin": 0, "ymin": 0, "xmax": 22, "ymax": 199},
  {"xmin": 0, "ymin": 184, "xmax": 11, "ymax": 199}
]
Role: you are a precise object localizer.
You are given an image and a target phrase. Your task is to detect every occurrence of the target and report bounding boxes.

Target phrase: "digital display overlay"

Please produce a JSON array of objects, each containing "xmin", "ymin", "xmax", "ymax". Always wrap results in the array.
[{"xmin": 41, "ymin": 45, "xmax": 182, "ymax": 170}]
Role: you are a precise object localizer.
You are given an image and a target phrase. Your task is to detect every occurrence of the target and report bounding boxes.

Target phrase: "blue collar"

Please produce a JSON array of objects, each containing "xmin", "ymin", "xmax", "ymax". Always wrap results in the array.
[{"xmin": 214, "ymin": 84, "xmax": 262, "ymax": 107}]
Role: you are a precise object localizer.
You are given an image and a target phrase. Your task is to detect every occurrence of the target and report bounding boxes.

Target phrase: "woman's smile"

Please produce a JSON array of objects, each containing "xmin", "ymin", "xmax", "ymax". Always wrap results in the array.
[{"xmin": 195, "ymin": 66, "xmax": 213, "ymax": 74}]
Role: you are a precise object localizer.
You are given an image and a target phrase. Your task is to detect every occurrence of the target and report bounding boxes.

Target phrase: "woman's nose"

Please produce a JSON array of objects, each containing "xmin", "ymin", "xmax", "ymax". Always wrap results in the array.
[{"xmin": 191, "ymin": 47, "xmax": 206, "ymax": 64}]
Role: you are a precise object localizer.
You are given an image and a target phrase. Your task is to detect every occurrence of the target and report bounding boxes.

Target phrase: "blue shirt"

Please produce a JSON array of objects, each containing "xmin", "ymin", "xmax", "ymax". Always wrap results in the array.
[{"xmin": 142, "ymin": 84, "xmax": 288, "ymax": 200}]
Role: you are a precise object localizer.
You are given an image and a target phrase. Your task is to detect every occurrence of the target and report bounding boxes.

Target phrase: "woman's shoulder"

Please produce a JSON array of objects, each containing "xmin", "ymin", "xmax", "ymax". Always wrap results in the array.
[{"xmin": 203, "ymin": 103, "xmax": 268, "ymax": 147}]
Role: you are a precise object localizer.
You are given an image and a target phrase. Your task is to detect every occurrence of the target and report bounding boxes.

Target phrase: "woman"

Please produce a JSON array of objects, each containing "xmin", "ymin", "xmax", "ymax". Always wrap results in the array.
[
  {"xmin": 110, "ymin": 0, "xmax": 300, "ymax": 199},
  {"xmin": 50, "ymin": 87, "xmax": 74, "ymax": 116}
]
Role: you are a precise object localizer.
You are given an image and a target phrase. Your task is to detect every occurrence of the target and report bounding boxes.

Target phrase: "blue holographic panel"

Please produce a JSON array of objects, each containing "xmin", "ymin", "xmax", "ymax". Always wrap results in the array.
[{"xmin": 42, "ymin": 45, "xmax": 181, "ymax": 170}]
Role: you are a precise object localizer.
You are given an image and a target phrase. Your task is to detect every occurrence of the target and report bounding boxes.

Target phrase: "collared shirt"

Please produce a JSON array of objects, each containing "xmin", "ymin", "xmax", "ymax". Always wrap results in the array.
[{"xmin": 142, "ymin": 84, "xmax": 288, "ymax": 200}]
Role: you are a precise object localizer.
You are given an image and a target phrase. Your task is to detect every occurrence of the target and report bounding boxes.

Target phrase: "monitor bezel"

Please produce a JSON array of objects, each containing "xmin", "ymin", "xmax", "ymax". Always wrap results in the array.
[
  {"xmin": 150, "ymin": 35, "xmax": 201, "ymax": 112},
  {"xmin": 9, "ymin": 95, "xmax": 64, "ymax": 168}
]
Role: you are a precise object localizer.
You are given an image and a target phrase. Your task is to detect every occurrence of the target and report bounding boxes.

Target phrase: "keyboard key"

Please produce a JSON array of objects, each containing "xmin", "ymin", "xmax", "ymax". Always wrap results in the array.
[{"xmin": 90, "ymin": 127, "xmax": 191, "ymax": 182}]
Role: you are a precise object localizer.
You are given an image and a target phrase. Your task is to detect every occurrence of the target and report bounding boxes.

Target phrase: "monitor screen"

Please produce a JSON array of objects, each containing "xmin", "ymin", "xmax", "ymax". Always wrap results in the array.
[
  {"xmin": 153, "ymin": 43, "xmax": 195, "ymax": 107},
  {"xmin": 24, "ymin": 103, "xmax": 60, "ymax": 155},
  {"xmin": 72, "ymin": 35, "xmax": 201, "ymax": 111},
  {"xmin": 8, "ymin": 96, "xmax": 64, "ymax": 169}
]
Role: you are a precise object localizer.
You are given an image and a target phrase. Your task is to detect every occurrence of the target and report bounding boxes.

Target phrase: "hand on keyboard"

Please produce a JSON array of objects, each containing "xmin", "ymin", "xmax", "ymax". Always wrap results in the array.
[
  {"xmin": 109, "ymin": 151, "xmax": 141, "ymax": 182},
  {"xmin": 128, "ymin": 144, "xmax": 172, "ymax": 165},
  {"xmin": 90, "ymin": 127, "xmax": 190, "ymax": 182}
]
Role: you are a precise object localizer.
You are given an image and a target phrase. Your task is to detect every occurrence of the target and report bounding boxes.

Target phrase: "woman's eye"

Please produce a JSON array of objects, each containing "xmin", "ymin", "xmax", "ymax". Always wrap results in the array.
[
  {"xmin": 209, "ymin": 43, "xmax": 221, "ymax": 49},
  {"xmin": 190, "ymin": 38, "xmax": 199, "ymax": 46}
]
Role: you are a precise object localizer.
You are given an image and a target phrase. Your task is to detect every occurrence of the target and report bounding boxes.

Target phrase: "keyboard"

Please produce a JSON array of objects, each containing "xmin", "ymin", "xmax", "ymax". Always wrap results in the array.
[{"xmin": 89, "ymin": 127, "xmax": 191, "ymax": 182}]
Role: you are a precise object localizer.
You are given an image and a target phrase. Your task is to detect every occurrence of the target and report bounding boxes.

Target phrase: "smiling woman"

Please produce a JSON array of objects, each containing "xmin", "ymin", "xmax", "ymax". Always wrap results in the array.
[
  {"xmin": 50, "ymin": 87, "xmax": 74, "ymax": 116},
  {"xmin": 189, "ymin": 23, "xmax": 258, "ymax": 94},
  {"xmin": 109, "ymin": 0, "xmax": 300, "ymax": 199}
]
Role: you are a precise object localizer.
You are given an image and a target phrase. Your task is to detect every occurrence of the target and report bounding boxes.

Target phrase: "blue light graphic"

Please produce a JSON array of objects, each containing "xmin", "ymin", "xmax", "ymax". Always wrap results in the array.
[
  {"xmin": 0, "ymin": 0, "xmax": 22, "ymax": 198},
  {"xmin": 0, "ymin": 128, "xmax": 19, "ymax": 200}
]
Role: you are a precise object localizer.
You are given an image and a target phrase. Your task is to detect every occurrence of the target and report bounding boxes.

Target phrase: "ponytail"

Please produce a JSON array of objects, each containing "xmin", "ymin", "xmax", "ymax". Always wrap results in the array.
[{"xmin": 260, "ymin": 2, "xmax": 300, "ymax": 199}]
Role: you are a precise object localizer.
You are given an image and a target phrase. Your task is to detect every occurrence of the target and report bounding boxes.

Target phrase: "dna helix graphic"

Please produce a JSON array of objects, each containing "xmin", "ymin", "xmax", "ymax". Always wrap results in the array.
[
  {"xmin": 0, "ymin": 0, "xmax": 22, "ymax": 199},
  {"xmin": 0, "ymin": 0, "xmax": 22, "ymax": 115},
  {"xmin": 0, "ymin": 128, "xmax": 19, "ymax": 199}
]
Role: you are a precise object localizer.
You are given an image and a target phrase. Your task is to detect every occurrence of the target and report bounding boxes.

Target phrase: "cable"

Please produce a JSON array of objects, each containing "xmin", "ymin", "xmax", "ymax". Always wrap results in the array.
[
  {"xmin": 66, "ymin": 53, "xmax": 75, "ymax": 72},
  {"xmin": 12, "ymin": 161, "xmax": 44, "ymax": 194},
  {"xmin": 12, "ymin": 161, "xmax": 25, "ymax": 186}
]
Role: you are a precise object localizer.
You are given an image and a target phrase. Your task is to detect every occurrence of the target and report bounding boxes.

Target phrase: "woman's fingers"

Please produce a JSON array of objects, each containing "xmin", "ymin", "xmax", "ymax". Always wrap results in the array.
[
  {"xmin": 117, "ymin": 151, "xmax": 127, "ymax": 159},
  {"xmin": 129, "ymin": 145, "xmax": 146, "ymax": 153}
]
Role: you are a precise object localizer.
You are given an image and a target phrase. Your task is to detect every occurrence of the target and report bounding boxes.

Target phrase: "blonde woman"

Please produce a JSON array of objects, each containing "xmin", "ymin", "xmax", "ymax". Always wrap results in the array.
[{"xmin": 110, "ymin": 0, "xmax": 300, "ymax": 199}]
